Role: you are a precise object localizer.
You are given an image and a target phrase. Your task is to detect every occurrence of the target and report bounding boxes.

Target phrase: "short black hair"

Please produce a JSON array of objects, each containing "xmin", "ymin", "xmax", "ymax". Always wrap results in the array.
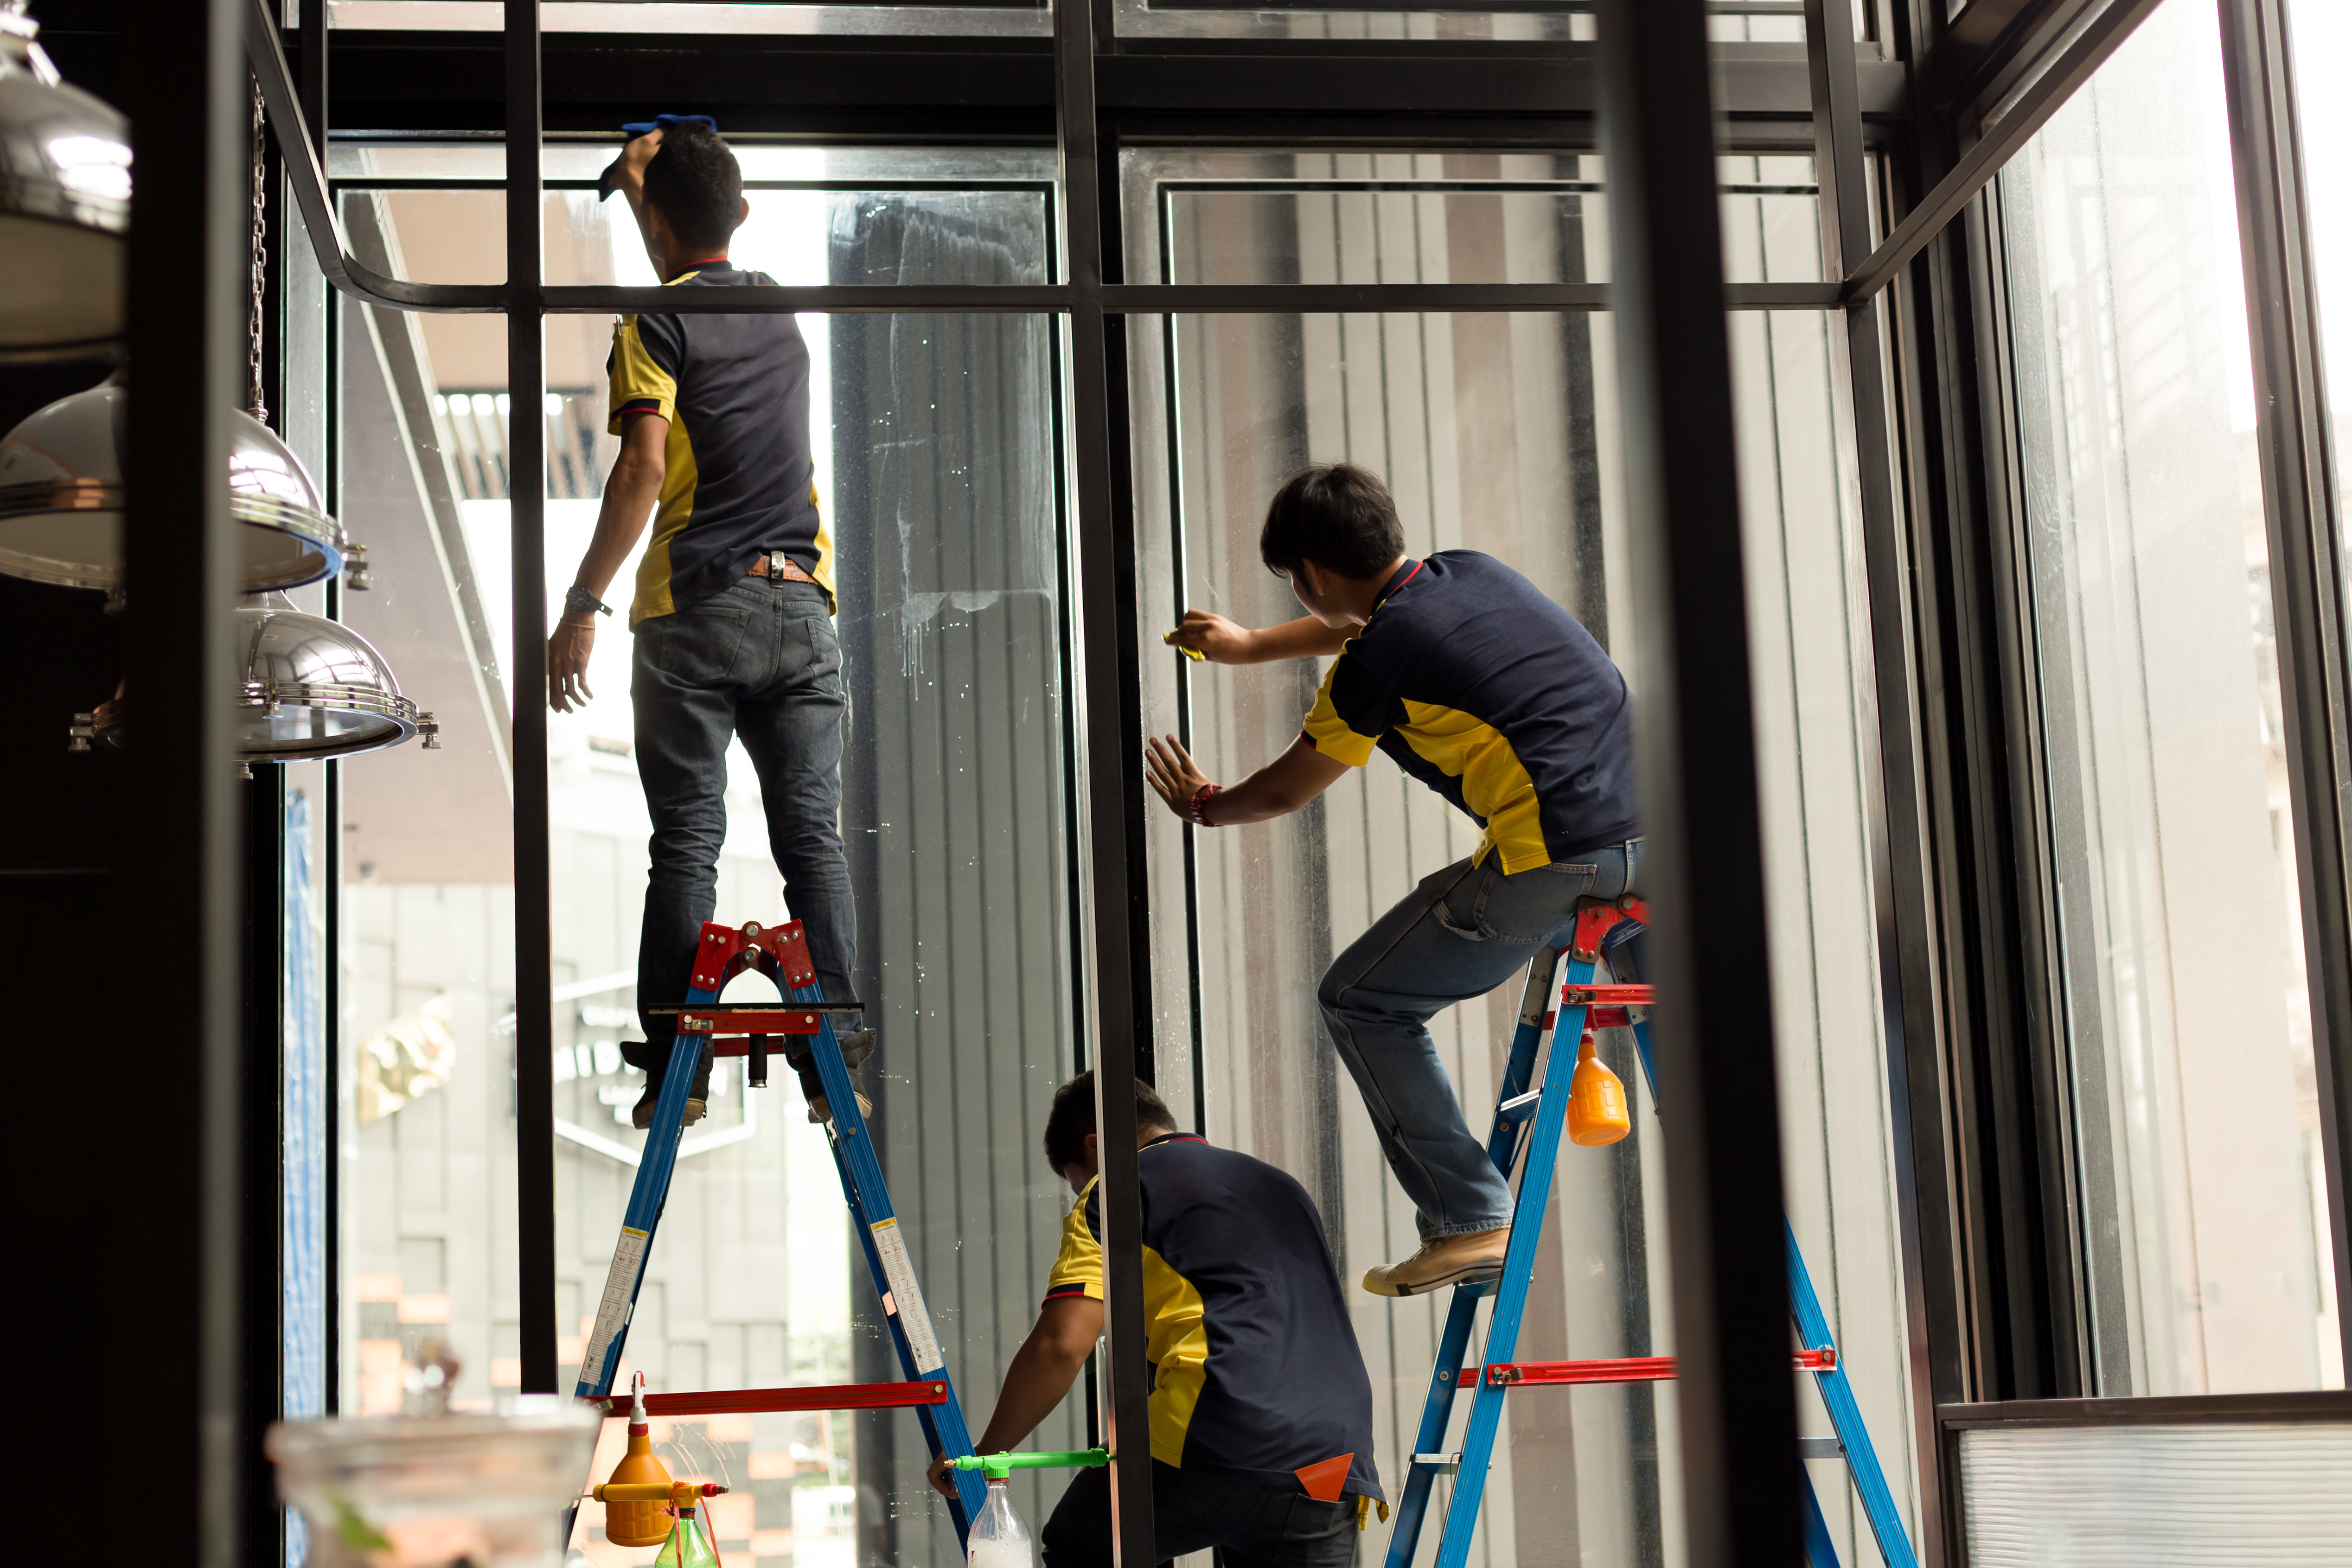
[
  {"xmin": 1042, "ymin": 1071, "xmax": 1177, "ymax": 1173},
  {"xmin": 640, "ymin": 124, "xmax": 743, "ymax": 252},
  {"xmin": 1259, "ymin": 463, "xmax": 1407, "ymax": 582}
]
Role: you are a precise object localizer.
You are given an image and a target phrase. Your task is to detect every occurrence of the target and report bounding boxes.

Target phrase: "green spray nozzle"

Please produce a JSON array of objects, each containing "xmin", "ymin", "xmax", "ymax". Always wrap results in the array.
[{"xmin": 952, "ymin": 1449, "xmax": 1111, "ymax": 1482}]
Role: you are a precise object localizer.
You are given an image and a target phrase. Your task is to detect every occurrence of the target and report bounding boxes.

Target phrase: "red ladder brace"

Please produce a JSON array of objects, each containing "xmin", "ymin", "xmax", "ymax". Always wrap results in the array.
[{"xmin": 1461, "ymin": 1348, "xmax": 1835, "ymax": 1388}]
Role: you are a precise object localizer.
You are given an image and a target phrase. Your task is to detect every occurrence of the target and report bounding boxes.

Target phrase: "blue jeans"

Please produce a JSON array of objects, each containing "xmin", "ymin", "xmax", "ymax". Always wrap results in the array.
[
  {"xmin": 1318, "ymin": 838, "xmax": 1642, "ymax": 1241},
  {"xmin": 627, "ymin": 575, "xmax": 857, "ymax": 1080}
]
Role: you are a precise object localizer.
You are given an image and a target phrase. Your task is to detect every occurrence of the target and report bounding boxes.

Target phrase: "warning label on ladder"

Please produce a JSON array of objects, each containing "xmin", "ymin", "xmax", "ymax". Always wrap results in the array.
[
  {"xmin": 869, "ymin": 1217, "xmax": 943, "ymax": 1374},
  {"xmin": 581, "ymin": 1225, "xmax": 649, "ymax": 1388}
]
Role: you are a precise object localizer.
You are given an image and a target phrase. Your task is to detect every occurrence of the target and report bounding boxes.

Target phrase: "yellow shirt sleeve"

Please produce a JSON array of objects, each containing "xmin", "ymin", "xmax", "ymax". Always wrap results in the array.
[
  {"xmin": 1044, "ymin": 1177, "xmax": 1106, "ymax": 1302},
  {"xmin": 1301, "ymin": 657, "xmax": 1381, "ymax": 766},
  {"xmin": 607, "ymin": 315, "xmax": 678, "ymax": 434}
]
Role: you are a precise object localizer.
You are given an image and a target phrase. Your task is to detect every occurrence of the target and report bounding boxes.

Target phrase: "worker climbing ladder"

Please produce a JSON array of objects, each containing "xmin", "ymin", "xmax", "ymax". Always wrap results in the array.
[
  {"xmin": 1384, "ymin": 899, "xmax": 1920, "ymax": 1568},
  {"xmin": 571, "ymin": 917, "xmax": 992, "ymax": 1536}
]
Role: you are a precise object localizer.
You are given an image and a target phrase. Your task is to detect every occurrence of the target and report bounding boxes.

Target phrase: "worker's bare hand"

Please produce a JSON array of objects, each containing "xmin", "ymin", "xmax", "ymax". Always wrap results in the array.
[
  {"xmin": 1165, "ymin": 608, "xmax": 1253, "ymax": 664},
  {"xmin": 926, "ymin": 1455, "xmax": 957, "ymax": 1499},
  {"xmin": 611, "ymin": 128, "xmax": 665, "ymax": 211},
  {"xmin": 548, "ymin": 620, "xmax": 596, "ymax": 713},
  {"xmin": 1145, "ymin": 734, "xmax": 1214, "ymax": 820}
]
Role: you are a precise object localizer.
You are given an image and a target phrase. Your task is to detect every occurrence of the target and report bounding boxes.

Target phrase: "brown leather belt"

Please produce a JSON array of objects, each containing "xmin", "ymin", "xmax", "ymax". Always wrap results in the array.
[{"xmin": 749, "ymin": 551, "xmax": 816, "ymax": 585}]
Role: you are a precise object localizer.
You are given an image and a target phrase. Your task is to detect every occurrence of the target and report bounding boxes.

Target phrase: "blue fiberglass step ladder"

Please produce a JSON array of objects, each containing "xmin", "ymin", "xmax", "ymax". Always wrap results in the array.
[
  {"xmin": 571, "ymin": 917, "xmax": 991, "ymax": 1537},
  {"xmin": 1384, "ymin": 898, "xmax": 1920, "ymax": 1568}
]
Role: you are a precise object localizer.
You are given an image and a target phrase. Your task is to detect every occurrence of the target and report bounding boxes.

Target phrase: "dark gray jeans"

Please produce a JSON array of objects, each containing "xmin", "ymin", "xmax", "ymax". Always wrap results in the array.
[
  {"xmin": 1041, "ymin": 1462, "xmax": 1360, "ymax": 1568},
  {"xmin": 626, "ymin": 575, "xmax": 856, "ymax": 1081}
]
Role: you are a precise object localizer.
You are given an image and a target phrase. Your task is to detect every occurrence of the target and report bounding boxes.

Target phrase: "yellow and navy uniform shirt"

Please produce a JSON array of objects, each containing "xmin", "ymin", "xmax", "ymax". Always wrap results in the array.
[
  {"xmin": 1303, "ymin": 550, "xmax": 1638, "ymax": 873},
  {"xmin": 607, "ymin": 262, "xmax": 836, "ymax": 626},
  {"xmin": 1045, "ymin": 1134, "xmax": 1383, "ymax": 1502}
]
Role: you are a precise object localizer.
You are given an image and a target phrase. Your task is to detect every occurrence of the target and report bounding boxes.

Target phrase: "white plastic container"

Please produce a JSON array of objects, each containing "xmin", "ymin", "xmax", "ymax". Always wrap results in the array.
[{"xmin": 268, "ymin": 1396, "xmax": 600, "ymax": 1568}]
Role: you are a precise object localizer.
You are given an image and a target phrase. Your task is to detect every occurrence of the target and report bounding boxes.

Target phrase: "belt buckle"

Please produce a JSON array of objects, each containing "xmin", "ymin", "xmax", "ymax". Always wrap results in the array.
[{"xmin": 766, "ymin": 550, "xmax": 787, "ymax": 580}]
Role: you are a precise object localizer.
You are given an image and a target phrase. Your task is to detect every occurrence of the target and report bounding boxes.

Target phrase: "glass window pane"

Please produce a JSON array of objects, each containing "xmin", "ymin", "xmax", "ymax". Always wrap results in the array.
[
  {"xmin": 1122, "ymin": 149, "xmax": 1822, "ymax": 286},
  {"xmin": 1107, "ymin": 2, "xmax": 1810, "ymax": 44},
  {"xmin": 1998, "ymin": 0, "xmax": 2343, "ymax": 1395},
  {"xmin": 336, "ymin": 168, "xmax": 1080, "ymax": 1564},
  {"xmin": 1127, "ymin": 293, "xmax": 1917, "ymax": 1563},
  {"xmin": 336, "ymin": 291, "xmax": 516, "ymax": 1417},
  {"xmin": 327, "ymin": 1, "xmax": 1052, "ymax": 38}
]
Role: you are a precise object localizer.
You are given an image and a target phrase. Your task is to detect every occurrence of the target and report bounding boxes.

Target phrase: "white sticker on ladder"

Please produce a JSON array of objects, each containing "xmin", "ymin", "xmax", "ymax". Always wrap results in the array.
[
  {"xmin": 580, "ymin": 1226, "xmax": 649, "ymax": 1389},
  {"xmin": 869, "ymin": 1217, "xmax": 944, "ymax": 1375}
]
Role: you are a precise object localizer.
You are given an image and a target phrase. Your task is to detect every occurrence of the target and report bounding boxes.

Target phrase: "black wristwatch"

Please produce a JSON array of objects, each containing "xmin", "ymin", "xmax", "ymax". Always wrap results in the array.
[{"xmin": 564, "ymin": 584, "xmax": 613, "ymax": 620}]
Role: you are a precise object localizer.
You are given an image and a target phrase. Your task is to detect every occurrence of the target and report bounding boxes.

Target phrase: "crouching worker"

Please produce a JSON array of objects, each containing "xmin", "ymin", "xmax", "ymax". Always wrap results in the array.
[{"xmin": 927, "ymin": 1073, "xmax": 1384, "ymax": 1567}]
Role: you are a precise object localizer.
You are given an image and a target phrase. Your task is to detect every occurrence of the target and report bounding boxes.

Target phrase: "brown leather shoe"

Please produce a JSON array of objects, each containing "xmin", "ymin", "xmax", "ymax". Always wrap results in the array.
[{"xmin": 1361, "ymin": 1227, "xmax": 1512, "ymax": 1297}]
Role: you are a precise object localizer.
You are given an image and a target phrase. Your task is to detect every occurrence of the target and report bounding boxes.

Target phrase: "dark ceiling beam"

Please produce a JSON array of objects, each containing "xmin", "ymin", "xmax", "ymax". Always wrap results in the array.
[{"xmin": 232, "ymin": 29, "xmax": 1901, "ymax": 135}]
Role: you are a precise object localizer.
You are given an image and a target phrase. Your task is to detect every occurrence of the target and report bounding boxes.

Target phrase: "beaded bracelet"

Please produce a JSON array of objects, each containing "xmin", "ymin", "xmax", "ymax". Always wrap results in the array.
[{"xmin": 1188, "ymin": 782, "xmax": 1221, "ymax": 827}]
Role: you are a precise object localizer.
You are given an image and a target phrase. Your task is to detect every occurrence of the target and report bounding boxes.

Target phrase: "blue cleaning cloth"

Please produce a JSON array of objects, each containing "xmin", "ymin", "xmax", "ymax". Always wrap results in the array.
[
  {"xmin": 620, "ymin": 114, "xmax": 717, "ymax": 139},
  {"xmin": 598, "ymin": 115, "xmax": 720, "ymax": 200}
]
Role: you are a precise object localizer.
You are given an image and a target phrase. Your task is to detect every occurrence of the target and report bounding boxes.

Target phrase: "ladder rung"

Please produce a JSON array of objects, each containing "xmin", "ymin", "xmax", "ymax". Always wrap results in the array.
[
  {"xmin": 646, "ymin": 1001, "xmax": 867, "ymax": 1014},
  {"xmin": 1498, "ymin": 1089, "xmax": 1543, "ymax": 1122},
  {"xmin": 670, "ymin": 1010, "xmax": 824, "ymax": 1035},
  {"xmin": 1412, "ymin": 1453, "xmax": 1462, "ymax": 1472},
  {"xmin": 589, "ymin": 1380, "xmax": 948, "ymax": 1417},
  {"xmin": 1559, "ymin": 983, "xmax": 1655, "ymax": 1007},
  {"xmin": 1471, "ymin": 1348, "xmax": 1837, "ymax": 1387},
  {"xmin": 1797, "ymin": 1436, "xmax": 1844, "ymax": 1460}
]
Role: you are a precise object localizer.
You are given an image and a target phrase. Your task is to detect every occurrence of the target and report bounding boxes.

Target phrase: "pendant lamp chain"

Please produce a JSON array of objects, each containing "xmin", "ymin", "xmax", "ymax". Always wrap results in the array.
[{"xmin": 248, "ymin": 75, "xmax": 268, "ymax": 422}]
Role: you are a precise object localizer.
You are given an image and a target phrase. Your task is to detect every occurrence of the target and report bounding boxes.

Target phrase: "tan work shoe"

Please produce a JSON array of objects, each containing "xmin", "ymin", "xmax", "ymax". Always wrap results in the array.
[
  {"xmin": 1361, "ymin": 1227, "xmax": 1512, "ymax": 1297},
  {"xmin": 807, "ymin": 1090, "xmax": 874, "ymax": 1126},
  {"xmin": 630, "ymin": 1088, "xmax": 709, "ymax": 1130}
]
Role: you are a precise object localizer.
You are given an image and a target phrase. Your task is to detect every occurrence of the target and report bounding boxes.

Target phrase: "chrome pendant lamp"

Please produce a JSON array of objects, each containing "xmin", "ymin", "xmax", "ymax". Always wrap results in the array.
[
  {"xmin": 0, "ymin": 76, "xmax": 367, "ymax": 598},
  {"xmin": 71, "ymin": 602, "xmax": 440, "ymax": 772},
  {"xmin": 0, "ymin": 375, "xmax": 366, "ymax": 597},
  {"xmin": 0, "ymin": 1, "xmax": 130, "ymax": 360},
  {"xmin": 57, "ymin": 82, "xmax": 430, "ymax": 775}
]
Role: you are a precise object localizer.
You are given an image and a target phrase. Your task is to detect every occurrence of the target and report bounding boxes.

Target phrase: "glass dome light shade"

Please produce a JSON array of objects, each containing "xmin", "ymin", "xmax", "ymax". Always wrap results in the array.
[
  {"xmin": 0, "ymin": 380, "xmax": 353, "ymax": 592},
  {"xmin": 0, "ymin": 9, "xmax": 129, "ymax": 360},
  {"xmin": 81, "ymin": 605, "xmax": 438, "ymax": 764}
]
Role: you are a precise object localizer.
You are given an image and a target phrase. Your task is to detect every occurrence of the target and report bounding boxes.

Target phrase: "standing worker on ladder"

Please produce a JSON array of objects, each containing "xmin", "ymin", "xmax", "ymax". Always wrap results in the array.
[
  {"xmin": 928, "ymin": 1072, "xmax": 1385, "ymax": 1566},
  {"xmin": 546, "ymin": 119, "xmax": 872, "ymax": 1131},
  {"xmin": 1148, "ymin": 462, "xmax": 1641, "ymax": 1297}
]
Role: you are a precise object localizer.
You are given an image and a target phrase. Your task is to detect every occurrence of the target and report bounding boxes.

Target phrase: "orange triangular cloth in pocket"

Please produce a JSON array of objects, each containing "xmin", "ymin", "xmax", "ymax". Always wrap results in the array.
[{"xmin": 1294, "ymin": 1453, "xmax": 1354, "ymax": 1503}]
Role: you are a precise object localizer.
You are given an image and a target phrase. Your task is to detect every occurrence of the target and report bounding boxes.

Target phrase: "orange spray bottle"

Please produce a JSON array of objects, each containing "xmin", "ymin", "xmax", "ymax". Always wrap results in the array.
[
  {"xmin": 605, "ymin": 1372, "xmax": 675, "ymax": 1548},
  {"xmin": 1566, "ymin": 1031, "xmax": 1631, "ymax": 1146}
]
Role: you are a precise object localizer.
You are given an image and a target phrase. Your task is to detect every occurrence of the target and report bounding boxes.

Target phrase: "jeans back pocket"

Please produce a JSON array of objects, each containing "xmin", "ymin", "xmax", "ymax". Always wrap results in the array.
[{"xmin": 655, "ymin": 605, "xmax": 752, "ymax": 684}]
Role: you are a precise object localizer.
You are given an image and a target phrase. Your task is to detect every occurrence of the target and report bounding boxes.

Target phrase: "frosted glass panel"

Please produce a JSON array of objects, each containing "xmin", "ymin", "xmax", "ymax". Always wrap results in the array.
[{"xmin": 1959, "ymin": 1421, "xmax": 2352, "ymax": 1565}]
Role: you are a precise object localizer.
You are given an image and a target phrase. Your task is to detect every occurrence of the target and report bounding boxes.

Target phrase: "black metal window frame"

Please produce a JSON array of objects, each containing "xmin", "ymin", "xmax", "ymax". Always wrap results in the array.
[{"xmin": 116, "ymin": 0, "xmax": 2351, "ymax": 1562}]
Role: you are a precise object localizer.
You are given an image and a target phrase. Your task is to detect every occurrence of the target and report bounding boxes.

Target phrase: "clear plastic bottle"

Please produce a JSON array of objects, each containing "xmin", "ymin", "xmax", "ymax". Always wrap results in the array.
[{"xmin": 965, "ymin": 1476, "xmax": 1035, "ymax": 1568}]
